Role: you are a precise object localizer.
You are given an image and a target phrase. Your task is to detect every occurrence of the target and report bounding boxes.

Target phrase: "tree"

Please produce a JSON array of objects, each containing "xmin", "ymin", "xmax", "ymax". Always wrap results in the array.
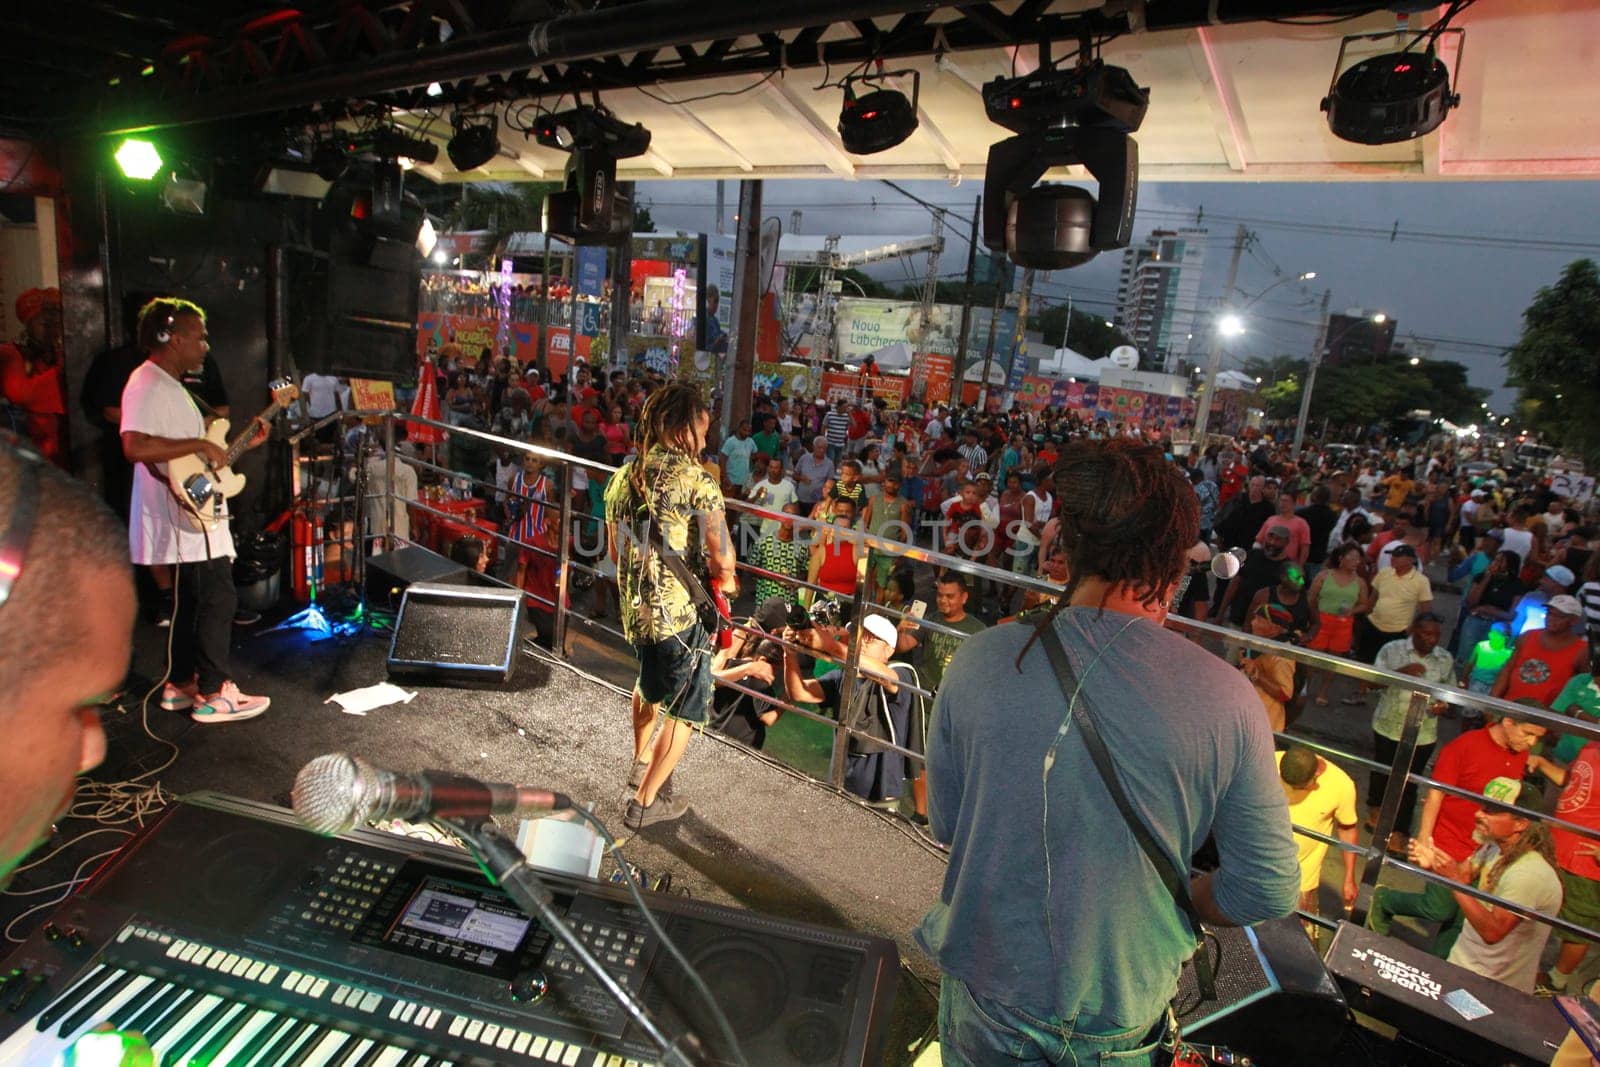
[
  {"xmin": 1032, "ymin": 303, "xmax": 1131, "ymax": 360},
  {"xmin": 1261, "ymin": 354, "xmax": 1487, "ymax": 429},
  {"xmin": 1506, "ymin": 259, "xmax": 1600, "ymax": 464},
  {"xmin": 444, "ymin": 182, "xmax": 556, "ymax": 264},
  {"xmin": 631, "ymin": 202, "xmax": 656, "ymax": 233}
]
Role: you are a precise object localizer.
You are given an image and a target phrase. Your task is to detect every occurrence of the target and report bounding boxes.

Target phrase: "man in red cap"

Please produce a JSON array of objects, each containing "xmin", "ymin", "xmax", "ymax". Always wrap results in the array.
[{"xmin": 0, "ymin": 287, "xmax": 67, "ymax": 466}]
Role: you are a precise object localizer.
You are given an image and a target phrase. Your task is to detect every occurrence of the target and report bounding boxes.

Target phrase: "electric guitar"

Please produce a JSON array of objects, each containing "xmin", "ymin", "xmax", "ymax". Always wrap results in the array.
[{"xmin": 166, "ymin": 378, "xmax": 299, "ymax": 531}]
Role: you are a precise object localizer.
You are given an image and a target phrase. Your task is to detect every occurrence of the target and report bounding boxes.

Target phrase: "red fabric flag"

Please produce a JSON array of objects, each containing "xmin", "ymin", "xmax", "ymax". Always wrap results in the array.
[{"xmin": 409, "ymin": 359, "xmax": 444, "ymax": 444}]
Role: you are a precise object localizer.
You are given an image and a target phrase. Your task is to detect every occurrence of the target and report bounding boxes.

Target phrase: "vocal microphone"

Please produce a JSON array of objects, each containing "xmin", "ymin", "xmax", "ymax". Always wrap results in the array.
[{"xmin": 291, "ymin": 753, "xmax": 571, "ymax": 836}]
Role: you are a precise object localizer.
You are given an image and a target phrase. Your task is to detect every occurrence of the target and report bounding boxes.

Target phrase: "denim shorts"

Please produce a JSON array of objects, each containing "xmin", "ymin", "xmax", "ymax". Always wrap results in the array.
[
  {"xmin": 939, "ymin": 977, "xmax": 1171, "ymax": 1065},
  {"xmin": 633, "ymin": 620, "xmax": 715, "ymax": 724}
]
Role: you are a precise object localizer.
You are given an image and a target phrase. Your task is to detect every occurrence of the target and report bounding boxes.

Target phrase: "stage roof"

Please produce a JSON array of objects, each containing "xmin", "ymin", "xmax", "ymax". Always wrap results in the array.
[{"xmin": 6, "ymin": 1, "xmax": 1597, "ymax": 184}]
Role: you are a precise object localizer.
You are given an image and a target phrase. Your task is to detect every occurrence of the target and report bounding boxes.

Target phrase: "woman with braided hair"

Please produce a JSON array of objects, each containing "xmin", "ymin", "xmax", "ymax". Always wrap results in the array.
[
  {"xmin": 918, "ymin": 437, "xmax": 1298, "ymax": 1066},
  {"xmin": 603, "ymin": 382, "xmax": 737, "ymax": 830}
]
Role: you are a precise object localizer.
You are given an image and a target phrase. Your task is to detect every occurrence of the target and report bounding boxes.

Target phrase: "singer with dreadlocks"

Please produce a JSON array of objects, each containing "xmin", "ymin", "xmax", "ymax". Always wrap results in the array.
[
  {"xmin": 915, "ymin": 438, "xmax": 1298, "ymax": 1065},
  {"xmin": 604, "ymin": 383, "xmax": 736, "ymax": 830}
]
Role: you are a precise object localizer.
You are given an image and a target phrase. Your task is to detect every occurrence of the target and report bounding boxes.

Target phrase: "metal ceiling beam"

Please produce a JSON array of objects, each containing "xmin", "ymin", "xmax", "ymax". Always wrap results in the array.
[
  {"xmin": 760, "ymin": 79, "xmax": 857, "ymax": 178},
  {"xmin": 85, "ymin": 0, "xmax": 1380, "ymax": 135},
  {"xmin": 1186, "ymin": 26, "xmax": 1251, "ymax": 172}
]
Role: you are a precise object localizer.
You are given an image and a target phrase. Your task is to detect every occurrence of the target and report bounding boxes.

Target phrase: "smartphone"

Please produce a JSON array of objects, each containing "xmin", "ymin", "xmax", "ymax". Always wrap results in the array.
[{"xmin": 908, "ymin": 600, "xmax": 927, "ymax": 621}]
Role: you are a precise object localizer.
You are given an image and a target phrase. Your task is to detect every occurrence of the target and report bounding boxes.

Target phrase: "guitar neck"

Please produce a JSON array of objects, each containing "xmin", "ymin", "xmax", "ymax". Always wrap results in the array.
[{"xmin": 221, "ymin": 399, "xmax": 287, "ymax": 466}]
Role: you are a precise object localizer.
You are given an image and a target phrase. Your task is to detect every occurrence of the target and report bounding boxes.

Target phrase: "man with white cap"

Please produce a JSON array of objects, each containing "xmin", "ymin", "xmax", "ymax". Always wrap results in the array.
[
  {"xmin": 1511, "ymin": 564, "xmax": 1577, "ymax": 637},
  {"xmin": 782, "ymin": 611, "xmax": 922, "ymax": 808},
  {"xmin": 1495, "ymin": 593, "xmax": 1588, "ymax": 707}
]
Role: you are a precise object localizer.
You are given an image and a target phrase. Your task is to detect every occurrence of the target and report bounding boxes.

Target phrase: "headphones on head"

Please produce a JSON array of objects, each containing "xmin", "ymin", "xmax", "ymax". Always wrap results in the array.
[
  {"xmin": 154, "ymin": 309, "xmax": 176, "ymax": 345},
  {"xmin": 0, "ymin": 440, "xmax": 42, "ymax": 612}
]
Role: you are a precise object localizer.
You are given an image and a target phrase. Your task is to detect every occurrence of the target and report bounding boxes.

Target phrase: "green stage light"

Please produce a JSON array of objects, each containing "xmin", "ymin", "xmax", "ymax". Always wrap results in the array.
[{"xmin": 114, "ymin": 139, "xmax": 163, "ymax": 180}]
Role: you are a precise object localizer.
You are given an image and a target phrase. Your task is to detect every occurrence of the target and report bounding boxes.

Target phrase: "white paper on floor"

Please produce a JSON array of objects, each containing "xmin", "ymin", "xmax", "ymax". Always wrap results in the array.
[{"xmin": 325, "ymin": 682, "xmax": 419, "ymax": 716}]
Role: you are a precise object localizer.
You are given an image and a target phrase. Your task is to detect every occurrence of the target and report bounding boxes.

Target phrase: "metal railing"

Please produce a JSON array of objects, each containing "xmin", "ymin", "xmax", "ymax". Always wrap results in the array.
[{"xmin": 283, "ymin": 410, "xmax": 1600, "ymax": 956}]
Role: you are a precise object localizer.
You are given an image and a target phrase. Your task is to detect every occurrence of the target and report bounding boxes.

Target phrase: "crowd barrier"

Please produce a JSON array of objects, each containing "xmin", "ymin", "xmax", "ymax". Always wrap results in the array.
[{"xmin": 284, "ymin": 410, "xmax": 1600, "ymax": 951}]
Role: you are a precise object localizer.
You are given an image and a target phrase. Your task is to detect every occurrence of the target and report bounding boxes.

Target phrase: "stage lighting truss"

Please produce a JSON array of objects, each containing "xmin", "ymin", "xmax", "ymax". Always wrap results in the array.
[
  {"xmin": 837, "ymin": 69, "xmax": 920, "ymax": 155},
  {"xmin": 1320, "ymin": 25, "xmax": 1465, "ymax": 145}
]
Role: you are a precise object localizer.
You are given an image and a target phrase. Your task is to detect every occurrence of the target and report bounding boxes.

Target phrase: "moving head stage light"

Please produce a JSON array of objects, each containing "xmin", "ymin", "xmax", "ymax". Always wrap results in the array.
[
  {"xmin": 981, "ymin": 59, "xmax": 1148, "ymax": 271},
  {"xmin": 535, "ymin": 105, "xmax": 650, "ymax": 245}
]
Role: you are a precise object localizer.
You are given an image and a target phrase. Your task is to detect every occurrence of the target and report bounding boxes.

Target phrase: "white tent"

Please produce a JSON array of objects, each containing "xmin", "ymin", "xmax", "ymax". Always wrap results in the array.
[
  {"xmin": 1215, "ymin": 370, "xmax": 1260, "ymax": 391},
  {"xmin": 1035, "ymin": 346, "xmax": 1114, "ymax": 381}
]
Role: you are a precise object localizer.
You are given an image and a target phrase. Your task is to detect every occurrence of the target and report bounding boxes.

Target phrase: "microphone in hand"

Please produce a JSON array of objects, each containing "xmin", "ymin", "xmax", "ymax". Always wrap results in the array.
[{"xmin": 291, "ymin": 753, "xmax": 571, "ymax": 836}]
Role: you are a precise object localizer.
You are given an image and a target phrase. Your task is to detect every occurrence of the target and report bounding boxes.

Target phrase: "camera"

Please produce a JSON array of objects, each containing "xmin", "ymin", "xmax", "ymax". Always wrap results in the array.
[{"xmin": 787, "ymin": 597, "xmax": 846, "ymax": 633}]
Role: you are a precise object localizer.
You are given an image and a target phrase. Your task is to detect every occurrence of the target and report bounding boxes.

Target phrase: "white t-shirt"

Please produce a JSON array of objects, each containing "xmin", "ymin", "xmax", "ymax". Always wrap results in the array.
[
  {"xmin": 1447, "ymin": 848, "xmax": 1562, "ymax": 993},
  {"xmin": 1500, "ymin": 527, "xmax": 1534, "ymax": 570},
  {"xmin": 121, "ymin": 361, "xmax": 236, "ymax": 564},
  {"xmin": 302, "ymin": 372, "xmax": 342, "ymax": 419},
  {"xmin": 365, "ymin": 450, "xmax": 418, "ymax": 541}
]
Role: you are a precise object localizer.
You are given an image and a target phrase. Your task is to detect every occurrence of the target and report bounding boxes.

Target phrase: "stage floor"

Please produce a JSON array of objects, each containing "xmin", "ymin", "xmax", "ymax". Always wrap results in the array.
[{"xmin": 5, "ymin": 612, "xmax": 945, "ymax": 1065}]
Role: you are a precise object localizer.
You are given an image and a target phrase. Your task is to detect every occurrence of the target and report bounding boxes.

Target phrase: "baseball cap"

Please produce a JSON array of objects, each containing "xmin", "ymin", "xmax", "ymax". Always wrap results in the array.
[
  {"xmin": 1549, "ymin": 594, "xmax": 1582, "ymax": 617},
  {"xmin": 1390, "ymin": 543, "xmax": 1419, "ymax": 558},
  {"xmin": 1546, "ymin": 564, "xmax": 1577, "ymax": 587},
  {"xmin": 1470, "ymin": 489, "xmax": 1486, "ymax": 498},
  {"xmin": 1480, "ymin": 776, "xmax": 1523, "ymax": 811},
  {"xmin": 861, "ymin": 614, "xmax": 898, "ymax": 648}
]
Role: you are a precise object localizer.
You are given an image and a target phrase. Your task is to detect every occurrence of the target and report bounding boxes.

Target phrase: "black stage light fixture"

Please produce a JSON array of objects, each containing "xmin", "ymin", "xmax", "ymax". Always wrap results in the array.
[
  {"xmin": 447, "ymin": 111, "xmax": 500, "ymax": 172},
  {"xmin": 532, "ymin": 105, "xmax": 651, "ymax": 160},
  {"xmin": 1321, "ymin": 32, "xmax": 1463, "ymax": 145},
  {"xmin": 980, "ymin": 60, "xmax": 1148, "ymax": 271},
  {"xmin": 533, "ymin": 104, "xmax": 649, "ymax": 245},
  {"xmin": 370, "ymin": 127, "xmax": 439, "ymax": 167},
  {"xmin": 837, "ymin": 71, "xmax": 919, "ymax": 155},
  {"xmin": 312, "ymin": 136, "xmax": 353, "ymax": 181}
]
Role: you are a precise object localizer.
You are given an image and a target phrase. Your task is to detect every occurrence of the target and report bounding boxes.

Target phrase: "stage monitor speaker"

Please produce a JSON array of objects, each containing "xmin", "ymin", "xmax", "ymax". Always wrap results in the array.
[
  {"xmin": 1325, "ymin": 920, "xmax": 1567, "ymax": 1066},
  {"xmin": 1179, "ymin": 916, "xmax": 1349, "ymax": 1066},
  {"xmin": 366, "ymin": 545, "xmax": 469, "ymax": 609},
  {"xmin": 387, "ymin": 581, "xmax": 523, "ymax": 685}
]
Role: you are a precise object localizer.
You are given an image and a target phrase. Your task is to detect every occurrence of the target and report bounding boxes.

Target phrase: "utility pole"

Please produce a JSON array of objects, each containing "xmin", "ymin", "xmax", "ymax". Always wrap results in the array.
[
  {"xmin": 952, "ymin": 195, "xmax": 981, "ymax": 399},
  {"xmin": 725, "ymin": 179, "xmax": 762, "ymax": 433},
  {"xmin": 1059, "ymin": 292, "xmax": 1074, "ymax": 351},
  {"xmin": 1190, "ymin": 224, "xmax": 1248, "ymax": 442},
  {"xmin": 1293, "ymin": 288, "xmax": 1333, "ymax": 460}
]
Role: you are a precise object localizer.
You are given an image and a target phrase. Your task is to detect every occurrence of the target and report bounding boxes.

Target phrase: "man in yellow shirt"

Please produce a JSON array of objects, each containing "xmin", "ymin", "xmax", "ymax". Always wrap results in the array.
[{"xmin": 1278, "ymin": 744, "xmax": 1361, "ymax": 931}]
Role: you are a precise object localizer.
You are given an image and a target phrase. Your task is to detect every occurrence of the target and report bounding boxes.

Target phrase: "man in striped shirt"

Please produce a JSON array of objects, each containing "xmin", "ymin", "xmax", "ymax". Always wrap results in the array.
[
  {"xmin": 957, "ymin": 428, "xmax": 989, "ymax": 477},
  {"xmin": 823, "ymin": 399, "xmax": 851, "ymax": 464}
]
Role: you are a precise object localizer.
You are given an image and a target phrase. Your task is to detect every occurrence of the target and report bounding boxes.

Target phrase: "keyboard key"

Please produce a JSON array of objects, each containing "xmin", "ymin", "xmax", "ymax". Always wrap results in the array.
[
  {"xmin": 56, "ymin": 969, "xmax": 141, "ymax": 1037},
  {"xmin": 246, "ymin": 1016, "xmax": 313, "ymax": 1067},
  {"xmin": 147, "ymin": 993, "xmax": 224, "ymax": 1054},
  {"xmin": 107, "ymin": 977, "xmax": 167, "ymax": 1030},
  {"xmin": 229, "ymin": 1011, "xmax": 292, "ymax": 1066},
  {"xmin": 163, "ymin": 998, "xmax": 244, "ymax": 1063},
  {"xmin": 208, "ymin": 1008, "xmax": 281, "ymax": 1065},
  {"xmin": 123, "ymin": 982, "xmax": 191, "ymax": 1036},
  {"xmin": 35, "ymin": 964, "xmax": 116, "ymax": 1031}
]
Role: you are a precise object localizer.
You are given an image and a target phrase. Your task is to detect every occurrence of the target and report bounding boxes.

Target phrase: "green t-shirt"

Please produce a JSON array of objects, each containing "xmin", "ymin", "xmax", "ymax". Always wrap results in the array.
[
  {"xmin": 1553, "ymin": 673, "xmax": 1600, "ymax": 763},
  {"xmin": 752, "ymin": 430, "xmax": 781, "ymax": 459},
  {"xmin": 916, "ymin": 612, "xmax": 989, "ymax": 693}
]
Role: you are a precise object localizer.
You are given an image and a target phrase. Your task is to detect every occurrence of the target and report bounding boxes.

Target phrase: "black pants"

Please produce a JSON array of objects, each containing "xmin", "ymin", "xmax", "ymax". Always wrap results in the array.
[
  {"xmin": 1357, "ymin": 617, "xmax": 1405, "ymax": 664},
  {"xmin": 172, "ymin": 556, "xmax": 237, "ymax": 694},
  {"xmin": 1368, "ymin": 733, "xmax": 1436, "ymax": 835}
]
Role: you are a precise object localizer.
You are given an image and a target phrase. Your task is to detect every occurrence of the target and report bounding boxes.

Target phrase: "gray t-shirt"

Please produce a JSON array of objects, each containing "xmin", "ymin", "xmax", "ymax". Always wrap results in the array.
[
  {"xmin": 915, "ymin": 609, "xmax": 1300, "ymax": 1029},
  {"xmin": 794, "ymin": 453, "xmax": 834, "ymax": 504},
  {"xmin": 1448, "ymin": 847, "xmax": 1562, "ymax": 993}
]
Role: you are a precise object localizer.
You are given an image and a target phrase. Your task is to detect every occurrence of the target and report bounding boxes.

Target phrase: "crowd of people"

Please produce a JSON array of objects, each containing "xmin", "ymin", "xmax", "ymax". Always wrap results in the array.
[{"xmin": 15, "ymin": 278, "xmax": 1600, "ymax": 1061}]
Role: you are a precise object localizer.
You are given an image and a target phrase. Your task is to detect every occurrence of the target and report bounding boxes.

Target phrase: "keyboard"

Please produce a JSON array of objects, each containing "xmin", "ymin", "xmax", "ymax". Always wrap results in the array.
[{"xmin": 0, "ymin": 794, "xmax": 898, "ymax": 1066}]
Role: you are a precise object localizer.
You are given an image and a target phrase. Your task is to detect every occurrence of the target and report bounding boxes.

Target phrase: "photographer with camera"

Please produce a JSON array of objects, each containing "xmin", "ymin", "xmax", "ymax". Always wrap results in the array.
[
  {"xmin": 782, "ymin": 607, "xmax": 923, "ymax": 808},
  {"xmin": 708, "ymin": 597, "xmax": 789, "ymax": 750}
]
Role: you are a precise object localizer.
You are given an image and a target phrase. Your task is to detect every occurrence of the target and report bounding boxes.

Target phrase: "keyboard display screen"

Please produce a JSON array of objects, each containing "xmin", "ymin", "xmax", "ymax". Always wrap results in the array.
[{"xmin": 379, "ymin": 876, "xmax": 536, "ymax": 977}]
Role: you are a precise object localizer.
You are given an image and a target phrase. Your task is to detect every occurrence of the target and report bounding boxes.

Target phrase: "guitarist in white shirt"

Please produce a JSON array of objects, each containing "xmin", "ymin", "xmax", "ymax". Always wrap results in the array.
[{"xmin": 121, "ymin": 298, "xmax": 271, "ymax": 724}]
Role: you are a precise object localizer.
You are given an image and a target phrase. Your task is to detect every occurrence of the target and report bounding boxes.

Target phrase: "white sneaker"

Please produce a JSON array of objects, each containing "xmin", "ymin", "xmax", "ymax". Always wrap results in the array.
[{"xmin": 192, "ymin": 681, "xmax": 271, "ymax": 724}]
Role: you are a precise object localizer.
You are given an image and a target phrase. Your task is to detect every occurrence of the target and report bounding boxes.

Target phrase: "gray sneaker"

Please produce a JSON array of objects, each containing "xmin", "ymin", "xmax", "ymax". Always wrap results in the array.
[
  {"xmin": 627, "ymin": 758, "xmax": 650, "ymax": 790},
  {"xmin": 624, "ymin": 793, "xmax": 690, "ymax": 831}
]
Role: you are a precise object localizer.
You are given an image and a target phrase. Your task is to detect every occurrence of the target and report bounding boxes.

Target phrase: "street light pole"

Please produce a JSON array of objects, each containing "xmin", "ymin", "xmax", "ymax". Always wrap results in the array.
[
  {"xmin": 1190, "ymin": 224, "xmax": 1248, "ymax": 443},
  {"xmin": 1292, "ymin": 288, "xmax": 1332, "ymax": 460}
]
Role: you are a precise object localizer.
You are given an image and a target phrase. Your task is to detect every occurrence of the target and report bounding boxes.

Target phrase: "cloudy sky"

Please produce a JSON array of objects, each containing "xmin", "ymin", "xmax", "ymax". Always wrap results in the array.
[{"xmin": 640, "ymin": 178, "xmax": 1600, "ymax": 412}]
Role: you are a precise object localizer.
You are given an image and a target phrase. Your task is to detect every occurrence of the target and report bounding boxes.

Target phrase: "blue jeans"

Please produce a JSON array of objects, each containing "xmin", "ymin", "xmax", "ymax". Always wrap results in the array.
[{"xmin": 938, "ymin": 978, "xmax": 1170, "ymax": 1065}]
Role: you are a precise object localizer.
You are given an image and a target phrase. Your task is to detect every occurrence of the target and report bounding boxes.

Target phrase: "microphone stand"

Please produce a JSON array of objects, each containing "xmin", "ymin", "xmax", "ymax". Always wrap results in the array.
[{"xmin": 438, "ymin": 816, "xmax": 704, "ymax": 1067}]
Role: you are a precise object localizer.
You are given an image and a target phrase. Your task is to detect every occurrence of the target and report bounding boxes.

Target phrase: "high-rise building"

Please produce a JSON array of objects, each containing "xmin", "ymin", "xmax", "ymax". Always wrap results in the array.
[
  {"xmin": 1115, "ymin": 228, "xmax": 1206, "ymax": 372},
  {"xmin": 1322, "ymin": 309, "xmax": 1398, "ymax": 366}
]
